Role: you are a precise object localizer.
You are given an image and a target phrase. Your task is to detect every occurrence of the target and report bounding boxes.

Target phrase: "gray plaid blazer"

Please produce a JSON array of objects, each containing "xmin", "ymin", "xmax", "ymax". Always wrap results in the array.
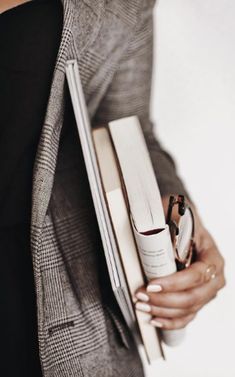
[{"xmin": 31, "ymin": 0, "xmax": 188, "ymax": 375}]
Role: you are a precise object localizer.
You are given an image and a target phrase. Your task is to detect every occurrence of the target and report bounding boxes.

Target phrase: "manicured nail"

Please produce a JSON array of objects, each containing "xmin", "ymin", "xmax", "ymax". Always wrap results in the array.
[
  {"xmin": 150, "ymin": 319, "xmax": 163, "ymax": 328},
  {"xmin": 147, "ymin": 284, "xmax": 162, "ymax": 293},
  {"xmin": 132, "ymin": 296, "xmax": 138, "ymax": 304},
  {"xmin": 135, "ymin": 292, "xmax": 149, "ymax": 302},
  {"xmin": 135, "ymin": 302, "xmax": 151, "ymax": 313}
]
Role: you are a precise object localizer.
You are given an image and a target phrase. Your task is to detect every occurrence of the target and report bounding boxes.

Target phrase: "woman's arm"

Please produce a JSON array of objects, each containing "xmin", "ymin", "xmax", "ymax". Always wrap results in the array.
[
  {"xmin": 93, "ymin": 0, "xmax": 226, "ymax": 330},
  {"xmin": 93, "ymin": 0, "xmax": 190, "ymax": 199}
]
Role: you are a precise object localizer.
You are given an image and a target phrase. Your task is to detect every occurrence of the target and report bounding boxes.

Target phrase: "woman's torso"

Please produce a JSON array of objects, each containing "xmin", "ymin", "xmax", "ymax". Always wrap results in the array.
[{"xmin": 0, "ymin": 0, "xmax": 150, "ymax": 375}]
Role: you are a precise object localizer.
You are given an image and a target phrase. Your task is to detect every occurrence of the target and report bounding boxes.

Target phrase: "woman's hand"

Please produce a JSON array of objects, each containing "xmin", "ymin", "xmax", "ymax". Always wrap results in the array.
[{"xmin": 134, "ymin": 196, "xmax": 226, "ymax": 330}]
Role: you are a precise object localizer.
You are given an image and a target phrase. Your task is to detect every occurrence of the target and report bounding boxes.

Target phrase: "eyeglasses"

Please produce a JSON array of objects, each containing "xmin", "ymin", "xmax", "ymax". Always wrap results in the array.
[{"xmin": 166, "ymin": 195, "xmax": 197, "ymax": 271}]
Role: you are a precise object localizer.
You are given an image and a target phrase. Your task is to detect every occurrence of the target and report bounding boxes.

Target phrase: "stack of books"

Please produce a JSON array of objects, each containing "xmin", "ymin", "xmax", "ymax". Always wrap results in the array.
[{"xmin": 65, "ymin": 59, "xmax": 187, "ymax": 364}]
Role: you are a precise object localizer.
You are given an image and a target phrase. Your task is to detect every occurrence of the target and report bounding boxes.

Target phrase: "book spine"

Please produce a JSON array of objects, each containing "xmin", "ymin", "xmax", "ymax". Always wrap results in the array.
[{"xmin": 130, "ymin": 216, "xmax": 185, "ymax": 346}]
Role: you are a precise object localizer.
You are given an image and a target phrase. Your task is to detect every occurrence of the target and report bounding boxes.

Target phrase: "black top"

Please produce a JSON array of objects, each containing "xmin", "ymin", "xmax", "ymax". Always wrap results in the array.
[{"xmin": 0, "ymin": 1, "xmax": 63, "ymax": 375}]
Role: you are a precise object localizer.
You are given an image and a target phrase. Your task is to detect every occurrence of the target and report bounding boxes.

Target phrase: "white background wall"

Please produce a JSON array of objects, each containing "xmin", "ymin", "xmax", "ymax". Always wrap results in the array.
[{"xmin": 147, "ymin": 1, "xmax": 235, "ymax": 376}]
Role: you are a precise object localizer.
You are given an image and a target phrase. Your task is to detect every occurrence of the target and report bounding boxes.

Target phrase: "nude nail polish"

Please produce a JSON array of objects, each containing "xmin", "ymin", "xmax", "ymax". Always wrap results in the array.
[
  {"xmin": 135, "ymin": 302, "xmax": 151, "ymax": 313},
  {"xmin": 146, "ymin": 284, "xmax": 162, "ymax": 293},
  {"xmin": 150, "ymin": 319, "xmax": 163, "ymax": 328},
  {"xmin": 135, "ymin": 292, "xmax": 149, "ymax": 302}
]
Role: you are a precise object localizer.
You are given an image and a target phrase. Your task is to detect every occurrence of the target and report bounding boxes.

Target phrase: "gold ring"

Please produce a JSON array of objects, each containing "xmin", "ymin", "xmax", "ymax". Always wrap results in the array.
[{"xmin": 204, "ymin": 264, "xmax": 217, "ymax": 282}]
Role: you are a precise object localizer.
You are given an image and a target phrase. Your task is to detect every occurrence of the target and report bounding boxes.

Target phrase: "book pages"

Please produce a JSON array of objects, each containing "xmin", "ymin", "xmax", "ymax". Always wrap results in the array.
[{"xmin": 108, "ymin": 115, "xmax": 186, "ymax": 347}]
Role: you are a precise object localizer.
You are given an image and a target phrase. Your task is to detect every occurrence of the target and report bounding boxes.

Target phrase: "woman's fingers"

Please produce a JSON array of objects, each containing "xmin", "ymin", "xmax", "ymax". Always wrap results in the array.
[
  {"xmin": 147, "ymin": 261, "xmax": 207, "ymax": 293},
  {"xmin": 135, "ymin": 274, "xmax": 223, "ymax": 311},
  {"xmin": 146, "ymin": 244, "xmax": 224, "ymax": 294},
  {"xmin": 150, "ymin": 313, "xmax": 197, "ymax": 330},
  {"xmin": 135, "ymin": 302, "xmax": 200, "ymax": 318},
  {"xmin": 136, "ymin": 290, "xmax": 197, "ymax": 309}
]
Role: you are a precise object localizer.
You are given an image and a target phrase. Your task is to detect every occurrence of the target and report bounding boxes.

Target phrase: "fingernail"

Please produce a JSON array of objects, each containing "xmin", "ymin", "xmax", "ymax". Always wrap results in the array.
[
  {"xmin": 147, "ymin": 284, "xmax": 162, "ymax": 293},
  {"xmin": 132, "ymin": 296, "xmax": 138, "ymax": 304},
  {"xmin": 135, "ymin": 292, "xmax": 149, "ymax": 302},
  {"xmin": 150, "ymin": 319, "xmax": 163, "ymax": 328},
  {"xmin": 135, "ymin": 302, "xmax": 151, "ymax": 313}
]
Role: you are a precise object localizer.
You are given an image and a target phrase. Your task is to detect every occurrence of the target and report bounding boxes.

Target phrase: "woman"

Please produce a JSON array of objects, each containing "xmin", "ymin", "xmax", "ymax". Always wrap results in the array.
[{"xmin": 0, "ymin": 0, "xmax": 225, "ymax": 376}]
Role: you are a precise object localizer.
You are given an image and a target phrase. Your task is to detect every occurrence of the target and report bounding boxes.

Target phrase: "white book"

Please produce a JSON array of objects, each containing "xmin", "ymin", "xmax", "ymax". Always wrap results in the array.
[
  {"xmin": 108, "ymin": 115, "xmax": 186, "ymax": 347},
  {"xmin": 92, "ymin": 126, "xmax": 164, "ymax": 363},
  {"xmin": 65, "ymin": 59, "xmax": 135, "ymax": 331}
]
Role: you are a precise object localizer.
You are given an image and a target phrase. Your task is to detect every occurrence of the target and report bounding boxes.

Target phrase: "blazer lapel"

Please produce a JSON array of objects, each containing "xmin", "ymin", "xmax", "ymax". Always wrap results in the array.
[{"xmin": 31, "ymin": 0, "xmax": 106, "ymax": 253}]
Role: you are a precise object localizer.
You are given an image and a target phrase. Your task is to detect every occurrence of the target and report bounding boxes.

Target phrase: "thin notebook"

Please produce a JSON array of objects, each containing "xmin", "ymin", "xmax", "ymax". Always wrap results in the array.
[{"xmin": 65, "ymin": 59, "xmax": 136, "ymax": 332}]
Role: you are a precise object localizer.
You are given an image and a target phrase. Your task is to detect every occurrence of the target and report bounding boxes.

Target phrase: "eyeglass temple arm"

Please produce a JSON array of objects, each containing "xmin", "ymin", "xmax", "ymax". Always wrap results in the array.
[{"xmin": 166, "ymin": 195, "xmax": 175, "ymax": 225}]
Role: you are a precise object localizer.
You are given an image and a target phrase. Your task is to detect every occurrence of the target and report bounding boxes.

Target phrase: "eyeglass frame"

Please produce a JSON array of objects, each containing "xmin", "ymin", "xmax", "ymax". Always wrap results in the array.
[{"xmin": 166, "ymin": 195, "xmax": 197, "ymax": 271}]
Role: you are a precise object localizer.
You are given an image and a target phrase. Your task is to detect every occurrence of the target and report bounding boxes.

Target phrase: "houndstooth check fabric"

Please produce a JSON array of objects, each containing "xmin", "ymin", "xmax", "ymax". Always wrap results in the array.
[{"xmin": 30, "ymin": 0, "xmax": 189, "ymax": 375}]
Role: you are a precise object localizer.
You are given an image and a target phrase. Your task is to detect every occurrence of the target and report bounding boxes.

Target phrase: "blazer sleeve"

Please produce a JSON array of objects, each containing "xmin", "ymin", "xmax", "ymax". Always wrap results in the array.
[{"xmin": 93, "ymin": 0, "xmax": 191, "ymax": 199}]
